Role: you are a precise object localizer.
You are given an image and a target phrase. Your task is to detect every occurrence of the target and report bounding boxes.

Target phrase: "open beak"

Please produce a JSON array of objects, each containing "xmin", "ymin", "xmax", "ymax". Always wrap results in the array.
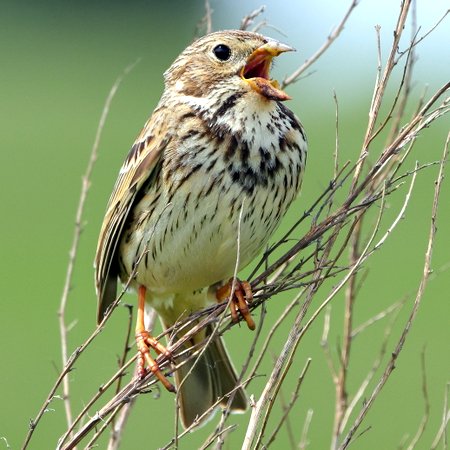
[{"xmin": 241, "ymin": 39, "xmax": 294, "ymax": 101}]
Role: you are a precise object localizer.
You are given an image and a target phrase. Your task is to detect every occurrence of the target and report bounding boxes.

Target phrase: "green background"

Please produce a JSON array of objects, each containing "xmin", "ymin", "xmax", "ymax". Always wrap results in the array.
[{"xmin": 1, "ymin": 1, "xmax": 449, "ymax": 449}]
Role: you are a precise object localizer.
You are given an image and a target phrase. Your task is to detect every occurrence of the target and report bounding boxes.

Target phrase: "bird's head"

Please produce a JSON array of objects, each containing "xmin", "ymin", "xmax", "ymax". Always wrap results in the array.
[{"xmin": 164, "ymin": 30, "xmax": 294, "ymax": 103}]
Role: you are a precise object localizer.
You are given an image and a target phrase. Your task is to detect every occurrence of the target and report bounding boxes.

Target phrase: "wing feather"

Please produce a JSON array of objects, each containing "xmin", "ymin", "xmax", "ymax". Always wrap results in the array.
[{"xmin": 94, "ymin": 107, "xmax": 171, "ymax": 323}]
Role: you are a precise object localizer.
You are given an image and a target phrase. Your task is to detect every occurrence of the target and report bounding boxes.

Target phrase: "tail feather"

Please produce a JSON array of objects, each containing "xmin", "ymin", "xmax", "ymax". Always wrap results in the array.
[{"xmin": 173, "ymin": 326, "xmax": 247, "ymax": 428}]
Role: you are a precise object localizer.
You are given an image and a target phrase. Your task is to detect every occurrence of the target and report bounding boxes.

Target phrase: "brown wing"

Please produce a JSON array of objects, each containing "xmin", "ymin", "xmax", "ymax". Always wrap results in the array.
[{"xmin": 94, "ymin": 106, "xmax": 171, "ymax": 323}]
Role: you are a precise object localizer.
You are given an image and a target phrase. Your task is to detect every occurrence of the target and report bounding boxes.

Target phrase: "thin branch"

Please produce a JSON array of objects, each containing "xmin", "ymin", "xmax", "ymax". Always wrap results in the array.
[
  {"xmin": 240, "ymin": 6, "xmax": 266, "ymax": 31},
  {"xmin": 106, "ymin": 308, "xmax": 157, "ymax": 450},
  {"xmin": 22, "ymin": 60, "xmax": 140, "ymax": 450},
  {"xmin": 430, "ymin": 382, "xmax": 450, "ymax": 450},
  {"xmin": 282, "ymin": 0, "xmax": 359, "ymax": 88},
  {"xmin": 396, "ymin": 9, "xmax": 450, "ymax": 60},
  {"xmin": 351, "ymin": 301, "xmax": 403, "ymax": 338},
  {"xmin": 265, "ymin": 358, "xmax": 312, "ymax": 447},
  {"xmin": 164, "ymin": 377, "xmax": 254, "ymax": 450},
  {"xmin": 276, "ymin": 384, "xmax": 296, "ymax": 449},
  {"xmin": 85, "ymin": 404, "xmax": 122, "ymax": 449},
  {"xmin": 114, "ymin": 305, "xmax": 135, "ymax": 395},
  {"xmin": 58, "ymin": 61, "xmax": 139, "ymax": 431},
  {"xmin": 204, "ymin": 0, "xmax": 212, "ymax": 34},
  {"xmin": 339, "ymin": 302, "xmax": 402, "ymax": 433},
  {"xmin": 299, "ymin": 409, "xmax": 314, "ymax": 450},
  {"xmin": 333, "ymin": 90, "xmax": 340, "ymax": 178},
  {"xmin": 406, "ymin": 348, "xmax": 430, "ymax": 450},
  {"xmin": 351, "ymin": 0, "xmax": 412, "ymax": 190},
  {"xmin": 339, "ymin": 133, "xmax": 449, "ymax": 449}
]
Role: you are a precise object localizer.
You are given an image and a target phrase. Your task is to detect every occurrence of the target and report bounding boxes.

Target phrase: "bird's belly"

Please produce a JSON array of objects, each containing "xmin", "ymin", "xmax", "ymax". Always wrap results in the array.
[{"xmin": 119, "ymin": 178, "xmax": 289, "ymax": 295}]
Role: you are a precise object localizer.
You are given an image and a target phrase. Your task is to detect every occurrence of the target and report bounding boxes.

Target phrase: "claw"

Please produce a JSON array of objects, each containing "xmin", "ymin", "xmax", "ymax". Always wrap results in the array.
[{"xmin": 216, "ymin": 278, "xmax": 256, "ymax": 330}]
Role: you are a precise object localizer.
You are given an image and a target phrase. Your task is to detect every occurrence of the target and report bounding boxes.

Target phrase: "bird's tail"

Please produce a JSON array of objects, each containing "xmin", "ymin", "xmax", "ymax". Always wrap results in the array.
[{"xmin": 167, "ymin": 324, "xmax": 248, "ymax": 428}]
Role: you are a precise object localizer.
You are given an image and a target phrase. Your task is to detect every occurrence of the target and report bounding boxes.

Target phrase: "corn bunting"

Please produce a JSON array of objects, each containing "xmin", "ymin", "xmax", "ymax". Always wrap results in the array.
[{"xmin": 95, "ymin": 30, "xmax": 307, "ymax": 428}]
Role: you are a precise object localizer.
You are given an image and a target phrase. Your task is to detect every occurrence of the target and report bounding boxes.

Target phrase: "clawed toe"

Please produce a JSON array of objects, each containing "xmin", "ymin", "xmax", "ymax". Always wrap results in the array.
[
  {"xmin": 216, "ymin": 278, "xmax": 255, "ymax": 330},
  {"xmin": 135, "ymin": 329, "xmax": 175, "ymax": 392}
]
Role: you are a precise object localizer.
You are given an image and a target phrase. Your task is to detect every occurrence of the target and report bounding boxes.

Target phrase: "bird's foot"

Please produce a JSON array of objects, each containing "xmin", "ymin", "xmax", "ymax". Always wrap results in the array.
[
  {"xmin": 216, "ymin": 278, "xmax": 255, "ymax": 330},
  {"xmin": 135, "ymin": 330, "xmax": 175, "ymax": 392}
]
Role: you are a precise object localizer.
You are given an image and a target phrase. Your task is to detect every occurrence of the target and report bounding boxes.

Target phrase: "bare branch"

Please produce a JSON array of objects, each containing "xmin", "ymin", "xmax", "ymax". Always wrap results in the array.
[
  {"xmin": 339, "ymin": 133, "xmax": 449, "ymax": 449},
  {"xmin": 430, "ymin": 382, "xmax": 450, "ymax": 449},
  {"xmin": 406, "ymin": 348, "xmax": 431, "ymax": 450},
  {"xmin": 282, "ymin": 0, "xmax": 359, "ymax": 88},
  {"xmin": 265, "ymin": 358, "xmax": 312, "ymax": 447},
  {"xmin": 22, "ymin": 60, "xmax": 140, "ymax": 450},
  {"xmin": 351, "ymin": 0, "xmax": 413, "ymax": 190},
  {"xmin": 351, "ymin": 301, "xmax": 403, "ymax": 338},
  {"xmin": 240, "ymin": 6, "xmax": 266, "ymax": 31},
  {"xmin": 339, "ymin": 303, "xmax": 402, "ymax": 433},
  {"xmin": 204, "ymin": 0, "xmax": 213, "ymax": 34},
  {"xmin": 299, "ymin": 409, "xmax": 314, "ymax": 450}
]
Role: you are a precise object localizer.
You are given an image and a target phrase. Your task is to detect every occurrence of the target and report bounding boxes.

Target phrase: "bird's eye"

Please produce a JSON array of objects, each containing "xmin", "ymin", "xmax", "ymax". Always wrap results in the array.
[{"xmin": 213, "ymin": 44, "xmax": 231, "ymax": 61}]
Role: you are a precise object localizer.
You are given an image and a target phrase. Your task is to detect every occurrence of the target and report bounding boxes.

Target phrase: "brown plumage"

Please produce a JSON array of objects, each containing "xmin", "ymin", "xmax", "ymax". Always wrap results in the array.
[{"xmin": 95, "ymin": 29, "xmax": 307, "ymax": 428}]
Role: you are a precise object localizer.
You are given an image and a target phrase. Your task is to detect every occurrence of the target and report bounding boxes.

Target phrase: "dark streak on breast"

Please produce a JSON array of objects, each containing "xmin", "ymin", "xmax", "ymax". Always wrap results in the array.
[{"xmin": 212, "ymin": 92, "xmax": 243, "ymax": 122}]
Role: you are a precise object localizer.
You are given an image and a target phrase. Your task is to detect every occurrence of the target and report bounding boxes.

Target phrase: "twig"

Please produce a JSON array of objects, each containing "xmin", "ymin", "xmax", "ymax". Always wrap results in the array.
[
  {"xmin": 59, "ymin": 62, "xmax": 139, "ymax": 432},
  {"xmin": 396, "ymin": 9, "xmax": 450, "ymax": 60},
  {"xmin": 333, "ymin": 215, "xmax": 362, "ymax": 448},
  {"xmin": 22, "ymin": 60, "xmax": 140, "ymax": 450},
  {"xmin": 250, "ymin": 289, "xmax": 304, "ymax": 378},
  {"xmin": 265, "ymin": 358, "xmax": 312, "ymax": 447},
  {"xmin": 0, "ymin": 437, "xmax": 11, "ymax": 449},
  {"xmin": 339, "ymin": 298, "xmax": 402, "ymax": 433},
  {"xmin": 106, "ymin": 308, "xmax": 157, "ymax": 450},
  {"xmin": 351, "ymin": 0, "xmax": 412, "ymax": 191},
  {"xmin": 266, "ymin": 168, "xmax": 416, "ymax": 450},
  {"xmin": 430, "ymin": 382, "xmax": 450, "ymax": 449},
  {"xmin": 282, "ymin": 0, "xmax": 359, "ymax": 88},
  {"xmin": 243, "ymin": 217, "xmax": 354, "ymax": 450},
  {"xmin": 199, "ymin": 426, "xmax": 237, "ymax": 450},
  {"xmin": 298, "ymin": 409, "xmax": 314, "ymax": 450},
  {"xmin": 321, "ymin": 306, "xmax": 338, "ymax": 382},
  {"xmin": 85, "ymin": 404, "xmax": 122, "ymax": 449},
  {"xmin": 331, "ymin": 165, "xmax": 415, "ymax": 438},
  {"xmin": 333, "ymin": 90, "xmax": 340, "ymax": 178},
  {"xmin": 114, "ymin": 304, "xmax": 134, "ymax": 395},
  {"xmin": 213, "ymin": 293, "xmax": 267, "ymax": 449},
  {"xmin": 162, "ymin": 377, "xmax": 254, "ymax": 450},
  {"xmin": 195, "ymin": 0, "xmax": 213, "ymax": 38},
  {"xmin": 351, "ymin": 301, "xmax": 402, "ymax": 338},
  {"xmin": 204, "ymin": 0, "xmax": 212, "ymax": 35},
  {"xmin": 339, "ymin": 133, "xmax": 449, "ymax": 449},
  {"xmin": 275, "ymin": 384, "xmax": 296, "ymax": 449},
  {"xmin": 240, "ymin": 6, "xmax": 266, "ymax": 31},
  {"xmin": 406, "ymin": 348, "xmax": 430, "ymax": 450}
]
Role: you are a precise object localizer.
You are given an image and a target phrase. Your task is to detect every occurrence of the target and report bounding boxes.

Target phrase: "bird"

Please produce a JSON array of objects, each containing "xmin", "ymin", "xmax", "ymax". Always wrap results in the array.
[{"xmin": 94, "ymin": 29, "xmax": 307, "ymax": 428}]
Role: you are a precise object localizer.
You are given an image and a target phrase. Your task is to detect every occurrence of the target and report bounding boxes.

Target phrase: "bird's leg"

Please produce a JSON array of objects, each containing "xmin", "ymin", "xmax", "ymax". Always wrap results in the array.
[
  {"xmin": 135, "ymin": 285, "xmax": 175, "ymax": 392},
  {"xmin": 216, "ymin": 278, "xmax": 255, "ymax": 330}
]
